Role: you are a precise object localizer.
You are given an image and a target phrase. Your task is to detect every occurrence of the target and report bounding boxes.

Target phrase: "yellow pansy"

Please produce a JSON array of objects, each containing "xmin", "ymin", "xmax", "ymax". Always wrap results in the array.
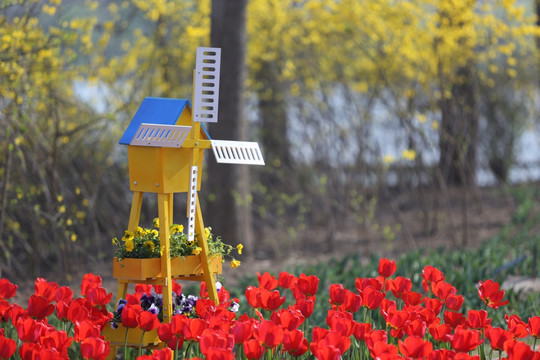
[
  {"xmin": 153, "ymin": 218, "xmax": 159, "ymax": 228},
  {"xmin": 151, "ymin": 229, "xmax": 158, "ymax": 236},
  {"xmin": 204, "ymin": 227, "xmax": 211, "ymax": 238},
  {"xmin": 143, "ymin": 241, "xmax": 155, "ymax": 252},
  {"xmin": 125, "ymin": 239, "xmax": 134, "ymax": 252},
  {"xmin": 231, "ymin": 259, "xmax": 241, "ymax": 268},
  {"xmin": 122, "ymin": 231, "xmax": 134, "ymax": 242},
  {"xmin": 237, "ymin": 244, "xmax": 244, "ymax": 255},
  {"xmin": 135, "ymin": 226, "xmax": 144, "ymax": 236},
  {"xmin": 192, "ymin": 246, "xmax": 202, "ymax": 255},
  {"xmin": 170, "ymin": 224, "xmax": 184, "ymax": 234},
  {"xmin": 112, "ymin": 237, "xmax": 118, "ymax": 245}
]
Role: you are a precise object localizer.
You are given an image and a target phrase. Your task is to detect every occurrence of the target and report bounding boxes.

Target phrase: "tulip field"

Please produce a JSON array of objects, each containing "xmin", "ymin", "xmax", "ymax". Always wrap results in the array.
[{"xmin": 1, "ymin": 188, "xmax": 539, "ymax": 359}]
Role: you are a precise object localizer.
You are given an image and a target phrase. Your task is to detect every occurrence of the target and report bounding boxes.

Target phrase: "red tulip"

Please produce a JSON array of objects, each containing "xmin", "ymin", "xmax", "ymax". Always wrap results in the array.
[
  {"xmin": 365, "ymin": 329, "xmax": 388, "ymax": 350},
  {"xmin": 121, "ymin": 304, "xmax": 142, "ymax": 328},
  {"xmin": 200, "ymin": 329, "xmax": 234, "ymax": 355},
  {"xmin": 157, "ymin": 322, "xmax": 184, "ymax": 350},
  {"xmin": 55, "ymin": 286, "xmax": 73, "ymax": 303},
  {"xmin": 421, "ymin": 265, "xmax": 445, "ymax": 293},
  {"xmin": 506, "ymin": 314, "xmax": 529, "ymax": 338},
  {"xmin": 81, "ymin": 274, "xmax": 102, "ymax": 297},
  {"xmin": 257, "ymin": 272, "xmax": 278, "ymax": 290},
  {"xmin": 362, "ymin": 286, "xmax": 385, "ymax": 310},
  {"xmin": 27, "ymin": 295, "xmax": 55, "ymax": 320},
  {"xmin": 432, "ymin": 280, "xmax": 456, "ymax": 301},
  {"xmin": 339, "ymin": 290, "xmax": 362, "ymax": 313},
  {"xmin": 243, "ymin": 338, "xmax": 264, "ymax": 359},
  {"xmin": 293, "ymin": 298, "xmax": 315, "ymax": 319},
  {"xmin": 16, "ymin": 315, "xmax": 47, "ymax": 342},
  {"xmin": 485, "ymin": 326, "xmax": 513, "ymax": 351},
  {"xmin": 424, "ymin": 298, "xmax": 444, "ymax": 316},
  {"xmin": 429, "ymin": 320, "xmax": 452, "ymax": 343},
  {"xmin": 445, "ymin": 294, "xmax": 464, "ymax": 311},
  {"xmin": 449, "ymin": 327, "xmax": 484, "ymax": 352},
  {"xmin": 74, "ymin": 320, "xmax": 101, "ymax": 342},
  {"xmin": 39, "ymin": 329, "xmax": 72, "ymax": 356},
  {"xmin": 257, "ymin": 320, "xmax": 284, "ymax": 348},
  {"xmin": 0, "ymin": 300, "xmax": 10, "ymax": 322},
  {"xmin": 355, "ymin": 277, "xmax": 383, "ymax": 292},
  {"xmin": 141, "ymin": 348, "xmax": 173, "ymax": 360},
  {"xmin": 399, "ymin": 335, "xmax": 433, "ymax": 358},
  {"xmin": 0, "ymin": 279, "xmax": 17, "ymax": 299},
  {"xmin": 402, "ymin": 290, "xmax": 424, "ymax": 306},
  {"xmin": 278, "ymin": 272, "xmax": 297, "ymax": 289},
  {"xmin": 245, "ymin": 286, "xmax": 262, "ymax": 309},
  {"xmin": 467, "ymin": 309, "xmax": 491, "ymax": 329},
  {"xmin": 80, "ymin": 337, "xmax": 110, "ymax": 360},
  {"xmin": 283, "ymin": 329, "xmax": 307, "ymax": 355},
  {"xmin": 477, "ymin": 279, "xmax": 509, "ymax": 309},
  {"xmin": 504, "ymin": 340, "xmax": 537, "ymax": 360},
  {"xmin": 34, "ymin": 278, "xmax": 59, "ymax": 302},
  {"xmin": 135, "ymin": 284, "xmax": 152, "ymax": 295},
  {"xmin": 387, "ymin": 276, "xmax": 412, "ymax": 298},
  {"xmin": 19, "ymin": 342, "xmax": 43, "ymax": 360},
  {"xmin": 85, "ymin": 287, "xmax": 112, "ymax": 307},
  {"xmin": 138, "ymin": 311, "xmax": 160, "ymax": 332},
  {"xmin": 378, "ymin": 258, "xmax": 397, "ymax": 278},
  {"xmin": 296, "ymin": 274, "xmax": 319, "ymax": 296},
  {"xmin": 404, "ymin": 318, "xmax": 427, "ymax": 338},
  {"xmin": 260, "ymin": 289, "xmax": 286, "ymax": 311},
  {"xmin": 528, "ymin": 316, "xmax": 540, "ymax": 339},
  {"xmin": 329, "ymin": 284, "xmax": 347, "ymax": 305},
  {"xmin": 0, "ymin": 335, "xmax": 17, "ymax": 359},
  {"xmin": 444, "ymin": 310, "xmax": 467, "ymax": 329},
  {"xmin": 183, "ymin": 318, "xmax": 208, "ymax": 341},
  {"xmin": 368, "ymin": 340, "xmax": 398, "ymax": 359},
  {"xmin": 310, "ymin": 342, "xmax": 342, "ymax": 360},
  {"xmin": 352, "ymin": 322, "xmax": 372, "ymax": 341},
  {"xmin": 232, "ymin": 320, "xmax": 253, "ymax": 344},
  {"xmin": 326, "ymin": 310, "xmax": 354, "ymax": 337},
  {"xmin": 271, "ymin": 308, "xmax": 304, "ymax": 331}
]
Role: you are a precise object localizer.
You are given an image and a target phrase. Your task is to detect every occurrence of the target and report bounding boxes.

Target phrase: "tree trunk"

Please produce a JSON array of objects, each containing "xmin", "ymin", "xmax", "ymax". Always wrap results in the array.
[
  {"xmin": 438, "ymin": 64, "xmax": 478, "ymax": 187},
  {"xmin": 206, "ymin": 0, "xmax": 253, "ymax": 258}
]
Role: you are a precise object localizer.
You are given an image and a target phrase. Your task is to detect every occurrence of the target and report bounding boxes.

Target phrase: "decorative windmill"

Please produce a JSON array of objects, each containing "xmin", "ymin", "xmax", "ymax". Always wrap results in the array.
[{"xmin": 113, "ymin": 47, "xmax": 264, "ymax": 324}]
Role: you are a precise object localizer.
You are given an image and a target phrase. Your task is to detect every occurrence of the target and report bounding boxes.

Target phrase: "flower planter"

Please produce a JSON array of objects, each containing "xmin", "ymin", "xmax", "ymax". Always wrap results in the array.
[
  {"xmin": 113, "ymin": 255, "xmax": 222, "ymax": 281},
  {"xmin": 102, "ymin": 323, "xmax": 160, "ymax": 347}
]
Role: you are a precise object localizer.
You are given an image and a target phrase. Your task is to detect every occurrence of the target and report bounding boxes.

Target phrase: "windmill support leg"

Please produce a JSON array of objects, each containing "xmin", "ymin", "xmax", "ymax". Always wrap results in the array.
[
  {"xmin": 128, "ymin": 191, "xmax": 143, "ymax": 231},
  {"xmin": 158, "ymin": 193, "xmax": 174, "ymax": 322}
]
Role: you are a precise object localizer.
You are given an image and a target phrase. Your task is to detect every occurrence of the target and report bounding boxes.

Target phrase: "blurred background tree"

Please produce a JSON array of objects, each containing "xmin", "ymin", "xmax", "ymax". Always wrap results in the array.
[{"xmin": 0, "ymin": 0, "xmax": 538, "ymax": 281}]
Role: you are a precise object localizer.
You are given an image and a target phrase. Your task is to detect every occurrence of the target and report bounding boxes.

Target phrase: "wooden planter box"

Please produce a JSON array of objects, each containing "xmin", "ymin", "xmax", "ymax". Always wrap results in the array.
[{"xmin": 113, "ymin": 255, "xmax": 222, "ymax": 281}]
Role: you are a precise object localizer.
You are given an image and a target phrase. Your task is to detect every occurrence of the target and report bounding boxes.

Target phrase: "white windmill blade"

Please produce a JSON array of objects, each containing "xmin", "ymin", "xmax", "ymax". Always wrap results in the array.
[
  {"xmin": 193, "ymin": 47, "xmax": 221, "ymax": 123},
  {"xmin": 211, "ymin": 140, "xmax": 265, "ymax": 165},
  {"xmin": 187, "ymin": 166, "xmax": 198, "ymax": 242},
  {"xmin": 130, "ymin": 123, "xmax": 191, "ymax": 148}
]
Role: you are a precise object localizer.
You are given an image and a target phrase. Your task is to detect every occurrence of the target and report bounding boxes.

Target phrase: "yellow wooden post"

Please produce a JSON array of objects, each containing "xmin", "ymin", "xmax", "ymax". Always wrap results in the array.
[{"xmin": 158, "ymin": 193, "xmax": 173, "ymax": 322}]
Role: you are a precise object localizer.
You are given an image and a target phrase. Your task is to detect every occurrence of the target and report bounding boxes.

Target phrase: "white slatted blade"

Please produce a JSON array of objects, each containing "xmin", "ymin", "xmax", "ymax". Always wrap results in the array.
[
  {"xmin": 130, "ymin": 124, "xmax": 191, "ymax": 148},
  {"xmin": 193, "ymin": 47, "xmax": 221, "ymax": 123},
  {"xmin": 187, "ymin": 166, "xmax": 198, "ymax": 242},
  {"xmin": 211, "ymin": 140, "xmax": 265, "ymax": 165}
]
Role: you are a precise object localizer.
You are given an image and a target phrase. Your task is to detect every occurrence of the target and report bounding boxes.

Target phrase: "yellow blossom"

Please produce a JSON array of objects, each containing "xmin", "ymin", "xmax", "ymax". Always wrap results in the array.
[
  {"xmin": 135, "ymin": 226, "xmax": 144, "ymax": 236},
  {"xmin": 231, "ymin": 259, "xmax": 241, "ymax": 268},
  {"xmin": 192, "ymin": 246, "xmax": 202, "ymax": 255},
  {"xmin": 125, "ymin": 239, "xmax": 134, "ymax": 252},
  {"xmin": 153, "ymin": 218, "xmax": 159, "ymax": 228},
  {"xmin": 122, "ymin": 230, "xmax": 134, "ymax": 242},
  {"xmin": 237, "ymin": 244, "xmax": 244, "ymax": 255},
  {"xmin": 204, "ymin": 227, "xmax": 211, "ymax": 238},
  {"xmin": 383, "ymin": 155, "xmax": 395, "ymax": 164},
  {"xmin": 170, "ymin": 224, "xmax": 183, "ymax": 234},
  {"xmin": 402, "ymin": 149, "xmax": 416, "ymax": 161},
  {"xmin": 143, "ymin": 241, "xmax": 155, "ymax": 252},
  {"xmin": 112, "ymin": 237, "xmax": 118, "ymax": 245},
  {"xmin": 71, "ymin": 234, "xmax": 77, "ymax": 242}
]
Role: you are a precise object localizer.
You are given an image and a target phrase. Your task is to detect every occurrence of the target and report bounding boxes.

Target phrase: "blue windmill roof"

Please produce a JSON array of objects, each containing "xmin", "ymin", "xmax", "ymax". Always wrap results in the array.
[{"xmin": 119, "ymin": 97, "xmax": 191, "ymax": 145}]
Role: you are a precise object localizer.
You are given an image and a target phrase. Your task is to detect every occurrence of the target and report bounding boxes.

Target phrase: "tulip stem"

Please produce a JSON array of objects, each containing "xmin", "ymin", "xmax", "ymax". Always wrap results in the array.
[
  {"xmin": 138, "ymin": 329, "xmax": 146, "ymax": 356},
  {"xmin": 124, "ymin": 328, "xmax": 129, "ymax": 359}
]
